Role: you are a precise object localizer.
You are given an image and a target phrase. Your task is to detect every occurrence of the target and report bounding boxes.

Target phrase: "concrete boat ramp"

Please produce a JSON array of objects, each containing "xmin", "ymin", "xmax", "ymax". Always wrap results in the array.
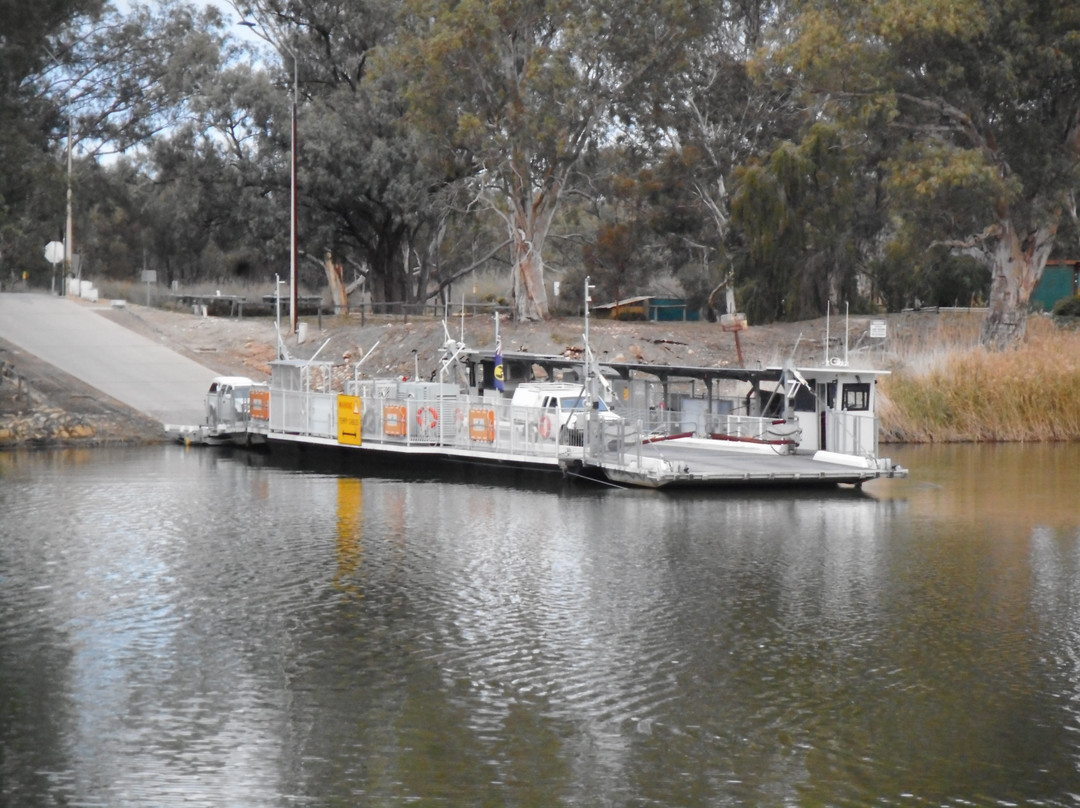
[{"xmin": 0, "ymin": 293, "xmax": 216, "ymax": 427}]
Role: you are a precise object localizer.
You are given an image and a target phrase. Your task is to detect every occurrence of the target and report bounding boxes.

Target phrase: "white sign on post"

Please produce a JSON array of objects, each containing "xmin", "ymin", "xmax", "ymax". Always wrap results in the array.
[
  {"xmin": 141, "ymin": 270, "xmax": 157, "ymax": 307},
  {"xmin": 869, "ymin": 319, "xmax": 887, "ymax": 339},
  {"xmin": 45, "ymin": 241, "xmax": 65, "ymax": 265}
]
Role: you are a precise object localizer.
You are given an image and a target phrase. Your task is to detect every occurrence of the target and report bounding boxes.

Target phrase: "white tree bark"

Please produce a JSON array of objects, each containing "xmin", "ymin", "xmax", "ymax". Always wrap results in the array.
[{"xmin": 980, "ymin": 217, "xmax": 1058, "ymax": 350}]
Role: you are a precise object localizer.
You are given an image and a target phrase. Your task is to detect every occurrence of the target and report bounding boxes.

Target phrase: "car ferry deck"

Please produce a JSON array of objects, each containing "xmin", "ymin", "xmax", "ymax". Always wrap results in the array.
[{"xmin": 167, "ymin": 344, "xmax": 907, "ymax": 490}]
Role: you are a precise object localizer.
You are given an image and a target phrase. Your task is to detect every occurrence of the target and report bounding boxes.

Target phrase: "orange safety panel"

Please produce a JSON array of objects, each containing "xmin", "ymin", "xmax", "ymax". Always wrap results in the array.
[
  {"xmin": 468, "ymin": 408, "xmax": 495, "ymax": 443},
  {"xmin": 249, "ymin": 388, "xmax": 270, "ymax": 421}
]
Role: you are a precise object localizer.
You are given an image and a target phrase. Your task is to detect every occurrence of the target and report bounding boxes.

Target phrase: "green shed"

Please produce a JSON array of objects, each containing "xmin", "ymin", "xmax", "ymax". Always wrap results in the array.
[
  {"xmin": 591, "ymin": 296, "xmax": 700, "ymax": 321},
  {"xmin": 1030, "ymin": 259, "xmax": 1080, "ymax": 311}
]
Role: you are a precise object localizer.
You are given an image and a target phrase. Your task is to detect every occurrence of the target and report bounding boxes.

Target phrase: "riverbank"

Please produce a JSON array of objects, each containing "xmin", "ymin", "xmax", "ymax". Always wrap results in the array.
[
  {"xmin": 878, "ymin": 316, "xmax": 1080, "ymax": 442},
  {"xmin": 2, "ymin": 296, "xmax": 1076, "ymax": 446},
  {"xmin": 0, "ymin": 334, "xmax": 165, "ymax": 447}
]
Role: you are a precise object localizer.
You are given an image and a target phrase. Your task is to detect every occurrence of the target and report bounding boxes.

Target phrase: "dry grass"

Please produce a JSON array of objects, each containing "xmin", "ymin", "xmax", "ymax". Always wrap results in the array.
[{"xmin": 879, "ymin": 316, "xmax": 1080, "ymax": 442}]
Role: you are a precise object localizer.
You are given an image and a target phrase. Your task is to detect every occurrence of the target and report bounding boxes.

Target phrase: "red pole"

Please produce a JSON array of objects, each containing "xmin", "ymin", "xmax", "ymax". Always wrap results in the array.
[{"xmin": 289, "ymin": 65, "xmax": 298, "ymax": 334}]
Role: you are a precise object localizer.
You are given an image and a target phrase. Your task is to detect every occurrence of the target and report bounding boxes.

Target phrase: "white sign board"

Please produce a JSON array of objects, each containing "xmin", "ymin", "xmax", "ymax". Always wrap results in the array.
[
  {"xmin": 869, "ymin": 319, "xmax": 887, "ymax": 339},
  {"xmin": 141, "ymin": 270, "xmax": 157, "ymax": 284},
  {"xmin": 45, "ymin": 241, "xmax": 65, "ymax": 265}
]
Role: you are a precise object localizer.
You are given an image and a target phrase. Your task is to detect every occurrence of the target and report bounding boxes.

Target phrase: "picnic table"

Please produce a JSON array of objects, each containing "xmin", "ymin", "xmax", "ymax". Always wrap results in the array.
[
  {"xmin": 171, "ymin": 293, "xmax": 246, "ymax": 318},
  {"xmin": 261, "ymin": 294, "xmax": 324, "ymax": 313}
]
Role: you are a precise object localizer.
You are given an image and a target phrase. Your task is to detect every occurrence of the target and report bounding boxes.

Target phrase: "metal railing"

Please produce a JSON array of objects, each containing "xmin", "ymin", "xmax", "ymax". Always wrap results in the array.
[
  {"xmin": 824, "ymin": 411, "xmax": 879, "ymax": 457},
  {"xmin": 266, "ymin": 383, "xmax": 808, "ymax": 455}
]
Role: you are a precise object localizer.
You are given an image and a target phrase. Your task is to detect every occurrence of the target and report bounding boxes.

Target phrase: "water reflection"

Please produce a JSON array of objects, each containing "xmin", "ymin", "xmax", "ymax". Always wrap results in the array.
[
  {"xmin": 1, "ymin": 444, "xmax": 1079, "ymax": 805},
  {"xmin": 1030, "ymin": 524, "xmax": 1080, "ymax": 760}
]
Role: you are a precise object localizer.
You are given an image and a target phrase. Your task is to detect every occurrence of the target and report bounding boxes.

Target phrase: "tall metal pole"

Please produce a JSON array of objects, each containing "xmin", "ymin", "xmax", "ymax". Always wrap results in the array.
[
  {"xmin": 238, "ymin": 14, "xmax": 299, "ymax": 333},
  {"xmin": 583, "ymin": 275, "xmax": 594, "ymax": 398},
  {"xmin": 45, "ymin": 45, "xmax": 74, "ymax": 296},
  {"xmin": 63, "ymin": 117, "xmax": 73, "ymax": 296},
  {"xmin": 289, "ymin": 56, "xmax": 298, "ymax": 334}
]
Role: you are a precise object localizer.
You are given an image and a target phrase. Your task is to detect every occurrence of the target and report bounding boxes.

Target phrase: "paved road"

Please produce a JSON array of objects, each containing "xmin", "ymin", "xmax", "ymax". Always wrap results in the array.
[{"xmin": 0, "ymin": 293, "xmax": 216, "ymax": 426}]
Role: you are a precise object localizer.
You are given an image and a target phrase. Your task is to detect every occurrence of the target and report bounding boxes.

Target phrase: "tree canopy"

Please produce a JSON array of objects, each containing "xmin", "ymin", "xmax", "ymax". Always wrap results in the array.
[
  {"xmin": 3, "ymin": 0, "xmax": 1078, "ymax": 348},
  {"xmin": 767, "ymin": 0, "xmax": 1080, "ymax": 346}
]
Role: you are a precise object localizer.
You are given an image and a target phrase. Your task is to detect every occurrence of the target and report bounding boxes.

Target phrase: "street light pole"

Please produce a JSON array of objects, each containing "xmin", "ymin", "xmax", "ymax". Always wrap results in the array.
[
  {"xmin": 64, "ymin": 112, "xmax": 73, "ymax": 296},
  {"xmin": 239, "ymin": 12, "xmax": 299, "ymax": 334},
  {"xmin": 289, "ymin": 55, "xmax": 298, "ymax": 334},
  {"xmin": 46, "ymin": 44, "xmax": 74, "ymax": 297}
]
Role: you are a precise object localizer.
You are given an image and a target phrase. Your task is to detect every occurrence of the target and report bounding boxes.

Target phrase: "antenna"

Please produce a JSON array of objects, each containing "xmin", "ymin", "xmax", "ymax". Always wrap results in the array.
[
  {"xmin": 583, "ymin": 275, "xmax": 597, "ymax": 401},
  {"xmin": 844, "ymin": 301, "xmax": 850, "ymax": 366},
  {"xmin": 825, "ymin": 301, "xmax": 830, "ymax": 365},
  {"xmin": 825, "ymin": 300, "xmax": 851, "ymax": 367}
]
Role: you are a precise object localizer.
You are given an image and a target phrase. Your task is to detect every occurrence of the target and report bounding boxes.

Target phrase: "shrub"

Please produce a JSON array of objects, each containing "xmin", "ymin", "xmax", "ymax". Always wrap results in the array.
[
  {"xmin": 1051, "ymin": 295, "xmax": 1080, "ymax": 318},
  {"xmin": 879, "ymin": 318, "xmax": 1080, "ymax": 442}
]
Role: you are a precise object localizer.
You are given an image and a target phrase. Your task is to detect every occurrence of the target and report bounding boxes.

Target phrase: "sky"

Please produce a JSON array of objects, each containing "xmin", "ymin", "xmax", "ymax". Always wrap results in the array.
[{"xmin": 111, "ymin": 0, "xmax": 264, "ymax": 44}]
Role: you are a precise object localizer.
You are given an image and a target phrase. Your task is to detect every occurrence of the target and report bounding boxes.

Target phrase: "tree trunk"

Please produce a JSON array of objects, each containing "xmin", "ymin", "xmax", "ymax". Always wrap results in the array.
[
  {"xmin": 508, "ymin": 192, "xmax": 557, "ymax": 321},
  {"xmin": 323, "ymin": 251, "xmax": 348, "ymax": 314},
  {"xmin": 366, "ymin": 219, "xmax": 408, "ymax": 311},
  {"xmin": 980, "ymin": 218, "xmax": 1057, "ymax": 350},
  {"xmin": 511, "ymin": 234, "xmax": 549, "ymax": 320}
]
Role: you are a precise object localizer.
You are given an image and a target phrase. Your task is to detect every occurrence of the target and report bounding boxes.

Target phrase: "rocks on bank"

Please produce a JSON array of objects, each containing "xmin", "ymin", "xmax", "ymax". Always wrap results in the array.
[{"xmin": 0, "ymin": 357, "xmax": 165, "ymax": 448}]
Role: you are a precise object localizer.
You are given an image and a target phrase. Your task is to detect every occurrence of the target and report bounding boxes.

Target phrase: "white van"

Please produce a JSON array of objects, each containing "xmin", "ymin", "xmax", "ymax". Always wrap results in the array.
[
  {"xmin": 205, "ymin": 376, "xmax": 256, "ymax": 427},
  {"xmin": 510, "ymin": 383, "xmax": 619, "ymax": 444}
]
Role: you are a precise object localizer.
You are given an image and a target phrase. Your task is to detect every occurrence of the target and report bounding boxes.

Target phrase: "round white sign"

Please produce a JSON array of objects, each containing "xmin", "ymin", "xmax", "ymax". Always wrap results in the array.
[{"xmin": 45, "ymin": 241, "xmax": 65, "ymax": 264}]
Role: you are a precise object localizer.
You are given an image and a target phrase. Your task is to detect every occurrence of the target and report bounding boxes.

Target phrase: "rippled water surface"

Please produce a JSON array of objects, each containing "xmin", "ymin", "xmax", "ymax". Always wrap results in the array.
[{"xmin": 1, "ymin": 443, "xmax": 1079, "ymax": 806}]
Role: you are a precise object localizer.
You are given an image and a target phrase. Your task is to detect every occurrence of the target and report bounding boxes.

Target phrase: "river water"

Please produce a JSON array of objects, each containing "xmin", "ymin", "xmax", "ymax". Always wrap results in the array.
[{"xmin": 1, "ymin": 443, "xmax": 1078, "ymax": 806}]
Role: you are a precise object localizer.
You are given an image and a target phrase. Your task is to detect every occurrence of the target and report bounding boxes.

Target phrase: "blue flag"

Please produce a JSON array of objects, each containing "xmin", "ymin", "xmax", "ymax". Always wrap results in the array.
[{"xmin": 493, "ymin": 339, "xmax": 505, "ymax": 392}]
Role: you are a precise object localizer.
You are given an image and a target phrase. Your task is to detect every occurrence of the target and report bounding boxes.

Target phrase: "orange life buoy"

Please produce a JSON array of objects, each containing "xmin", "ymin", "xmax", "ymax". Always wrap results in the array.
[
  {"xmin": 538, "ymin": 414, "xmax": 552, "ymax": 439},
  {"xmin": 416, "ymin": 406, "xmax": 438, "ymax": 430}
]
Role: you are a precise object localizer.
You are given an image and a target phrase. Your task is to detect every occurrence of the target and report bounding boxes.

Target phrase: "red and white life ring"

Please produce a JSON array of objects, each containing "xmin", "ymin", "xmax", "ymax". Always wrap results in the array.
[
  {"xmin": 538, "ymin": 414, "xmax": 553, "ymax": 439},
  {"xmin": 416, "ymin": 406, "xmax": 438, "ymax": 430}
]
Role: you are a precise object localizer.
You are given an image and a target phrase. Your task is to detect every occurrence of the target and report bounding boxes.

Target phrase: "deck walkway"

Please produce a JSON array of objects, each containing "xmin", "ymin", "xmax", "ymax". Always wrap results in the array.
[{"xmin": 624, "ymin": 438, "xmax": 889, "ymax": 486}]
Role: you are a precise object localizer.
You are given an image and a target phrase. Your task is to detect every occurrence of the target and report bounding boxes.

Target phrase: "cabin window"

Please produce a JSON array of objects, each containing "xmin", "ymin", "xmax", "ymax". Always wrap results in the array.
[
  {"xmin": 842, "ymin": 383, "xmax": 870, "ymax": 411},
  {"xmin": 793, "ymin": 381, "xmax": 817, "ymax": 412},
  {"xmin": 558, "ymin": 396, "xmax": 609, "ymax": 412}
]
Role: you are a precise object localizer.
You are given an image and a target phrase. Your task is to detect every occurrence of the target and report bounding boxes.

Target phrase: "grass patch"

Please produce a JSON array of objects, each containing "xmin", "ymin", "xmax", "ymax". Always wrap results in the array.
[{"xmin": 879, "ymin": 316, "xmax": 1080, "ymax": 442}]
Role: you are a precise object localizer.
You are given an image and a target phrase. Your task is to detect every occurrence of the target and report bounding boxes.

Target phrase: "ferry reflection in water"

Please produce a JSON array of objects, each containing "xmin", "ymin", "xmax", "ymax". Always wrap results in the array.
[{"xmin": 0, "ymin": 443, "xmax": 1078, "ymax": 806}]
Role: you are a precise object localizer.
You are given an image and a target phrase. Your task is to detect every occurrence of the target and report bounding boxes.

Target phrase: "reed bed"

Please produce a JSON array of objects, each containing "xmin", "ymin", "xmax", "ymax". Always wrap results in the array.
[{"xmin": 879, "ymin": 316, "xmax": 1080, "ymax": 442}]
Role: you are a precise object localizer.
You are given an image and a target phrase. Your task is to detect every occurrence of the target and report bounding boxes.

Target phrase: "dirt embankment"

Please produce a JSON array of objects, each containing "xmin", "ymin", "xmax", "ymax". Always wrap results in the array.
[
  {"xmin": 0, "ymin": 299, "xmax": 970, "ymax": 448},
  {"xmin": 0, "ymin": 336, "xmax": 165, "ymax": 447},
  {"xmin": 100, "ymin": 303, "xmax": 941, "ymax": 380}
]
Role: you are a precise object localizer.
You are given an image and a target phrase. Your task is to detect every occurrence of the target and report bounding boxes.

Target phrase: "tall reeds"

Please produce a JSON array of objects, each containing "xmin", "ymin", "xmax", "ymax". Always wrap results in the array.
[{"xmin": 879, "ymin": 316, "xmax": 1080, "ymax": 442}]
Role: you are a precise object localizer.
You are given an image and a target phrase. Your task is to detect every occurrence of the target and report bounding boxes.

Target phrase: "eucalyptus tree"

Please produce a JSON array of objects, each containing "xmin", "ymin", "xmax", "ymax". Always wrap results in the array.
[
  {"xmin": 393, "ymin": 0, "xmax": 711, "ymax": 320},
  {"xmin": 730, "ymin": 121, "xmax": 878, "ymax": 322},
  {"xmin": 0, "ymin": 0, "xmax": 105, "ymax": 285},
  {"xmin": 599, "ymin": 0, "xmax": 802, "ymax": 321},
  {"xmin": 774, "ymin": 0, "xmax": 1080, "ymax": 348},
  {"xmin": 9, "ymin": 0, "xmax": 250, "ymax": 285},
  {"xmin": 227, "ymin": 0, "xmax": 459, "ymax": 308}
]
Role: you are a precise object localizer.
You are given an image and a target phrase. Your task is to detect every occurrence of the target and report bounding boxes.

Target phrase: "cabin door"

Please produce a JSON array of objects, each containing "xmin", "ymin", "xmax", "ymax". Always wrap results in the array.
[{"xmin": 820, "ymin": 382, "xmax": 836, "ymax": 452}]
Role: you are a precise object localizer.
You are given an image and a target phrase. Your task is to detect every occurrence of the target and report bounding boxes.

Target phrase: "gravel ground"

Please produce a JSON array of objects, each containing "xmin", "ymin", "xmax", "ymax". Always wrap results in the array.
[{"xmin": 99, "ymin": 302, "xmax": 957, "ymax": 382}]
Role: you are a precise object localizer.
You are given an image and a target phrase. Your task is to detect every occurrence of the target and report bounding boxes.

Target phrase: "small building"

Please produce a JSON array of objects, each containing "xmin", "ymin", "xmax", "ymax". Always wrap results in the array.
[
  {"xmin": 591, "ymin": 296, "xmax": 699, "ymax": 322},
  {"xmin": 1030, "ymin": 259, "xmax": 1080, "ymax": 311}
]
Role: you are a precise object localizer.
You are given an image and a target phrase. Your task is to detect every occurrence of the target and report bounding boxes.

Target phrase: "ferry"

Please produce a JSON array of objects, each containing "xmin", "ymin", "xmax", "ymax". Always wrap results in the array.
[{"xmin": 166, "ymin": 324, "xmax": 907, "ymax": 490}]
